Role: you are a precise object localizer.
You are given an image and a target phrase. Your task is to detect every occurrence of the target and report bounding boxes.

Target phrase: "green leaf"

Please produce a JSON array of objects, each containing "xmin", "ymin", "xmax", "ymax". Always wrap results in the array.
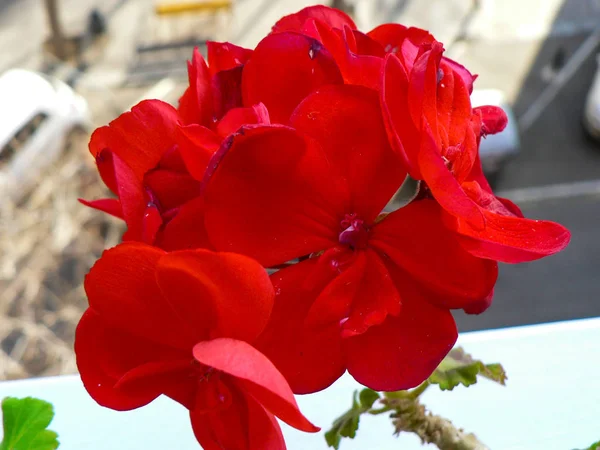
[
  {"xmin": 429, "ymin": 347, "xmax": 507, "ymax": 391},
  {"xmin": 573, "ymin": 440, "xmax": 600, "ymax": 450},
  {"xmin": 0, "ymin": 397, "xmax": 59, "ymax": 450},
  {"xmin": 324, "ymin": 390, "xmax": 366, "ymax": 449},
  {"xmin": 358, "ymin": 389, "xmax": 380, "ymax": 409}
]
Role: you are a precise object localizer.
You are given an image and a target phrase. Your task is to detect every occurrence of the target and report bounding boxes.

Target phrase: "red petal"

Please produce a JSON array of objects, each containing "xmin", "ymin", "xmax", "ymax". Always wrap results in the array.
[
  {"xmin": 242, "ymin": 33, "xmax": 343, "ymax": 123},
  {"xmin": 79, "ymin": 198, "xmax": 123, "ymax": 219},
  {"xmin": 204, "ymin": 126, "xmax": 347, "ymax": 267},
  {"xmin": 310, "ymin": 22, "xmax": 383, "ymax": 90},
  {"xmin": 441, "ymin": 56, "xmax": 477, "ymax": 94},
  {"xmin": 475, "ymin": 105, "xmax": 508, "ymax": 135},
  {"xmin": 452, "ymin": 181, "xmax": 570, "ymax": 262},
  {"xmin": 141, "ymin": 204, "xmax": 162, "ymax": 244},
  {"xmin": 111, "ymin": 154, "xmax": 148, "ymax": 241},
  {"xmin": 193, "ymin": 338, "xmax": 319, "ymax": 432},
  {"xmin": 496, "ymin": 196, "xmax": 525, "ymax": 217},
  {"xmin": 156, "ymin": 250, "xmax": 274, "ymax": 342},
  {"xmin": 84, "ymin": 242, "xmax": 199, "ymax": 349},
  {"xmin": 89, "ymin": 100, "xmax": 179, "ymax": 181},
  {"xmin": 456, "ymin": 209, "xmax": 571, "ymax": 263},
  {"xmin": 463, "ymin": 288, "xmax": 494, "ymax": 315},
  {"xmin": 465, "ymin": 151, "xmax": 493, "ymax": 192},
  {"xmin": 178, "ymin": 48, "xmax": 213, "ymax": 126},
  {"xmin": 216, "ymin": 103, "xmax": 270, "ymax": 138},
  {"xmin": 290, "ymin": 84, "xmax": 405, "ymax": 222},
  {"xmin": 255, "ymin": 259, "xmax": 346, "ymax": 395},
  {"xmin": 155, "ymin": 196, "xmax": 212, "ymax": 251},
  {"xmin": 177, "ymin": 124, "xmax": 221, "ymax": 181},
  {"xmin": 344, "ymin": 272, "xmax": 457, "ymax": 391},
  {"xmin": 75, "ymin": 309, "xmax": 193, "ymax": 411},
  {"xmin": 371, "ymin": 199, "xmax": 496, "ymax": 309},
  {"xmin": 207, "ymin": 41, "xmax": 253, "ymax": 75},
  {"xmin": 305, "ymin": 250, "xmax": 402, "ymax": 337},
  {"xmin": 381, "ymin": 54, "xmax": 421, "ymax": 177},
  {"xmin": 190, "ymin": 385, "xmax": 251, "ymax": 450},
  {"xmin": 271, "ymin": 5, "xmax": 356, "ymax": 34},
  {"xmin": 419, "ymin": 122, "xmax": 485, "ymax": 228},
  {"xmin": 436, "ymin": 62, "xmax": 472, "ymax": 148},
  {"xmin": 245, "ymin": 395, "xmax": 287, "ymax": 450},
  {"xmin": 304, "ymin": 249, "xmax": 362, "ymax": 329},
  {"xmin": 157, "ymin": 145, "xmax": 188, "ymax": 172},
  {"xmin": 144, "ymin": 169, "xmax": 202, "ymax": 211},
  {"xmin": 408, "ymin": 44, "xmax": 443, "ymax": 147},
  {"xmin": 339, "ymin": 250, "xmax": 402, "ymax": 337},
  {"xmin": 212, "ymin": 66, "xmax": 244, "ymax": 120},
  {"xmin": 367, "ymin": 24, "xmax": 435, "ymax": 72},
  {"xmin": 352, "ymin": 29, "xmax": 386, "ymax": 56},
  {"xmin": 94, "ymin": 149, "xmax": 118, "ymax": 194}
]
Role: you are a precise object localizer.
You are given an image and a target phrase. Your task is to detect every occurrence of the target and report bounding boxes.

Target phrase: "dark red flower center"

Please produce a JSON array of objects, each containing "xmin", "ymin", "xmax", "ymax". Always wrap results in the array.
[{"xmin": 339, "ymin": 213, "xmax": 370, "ymax": 250}]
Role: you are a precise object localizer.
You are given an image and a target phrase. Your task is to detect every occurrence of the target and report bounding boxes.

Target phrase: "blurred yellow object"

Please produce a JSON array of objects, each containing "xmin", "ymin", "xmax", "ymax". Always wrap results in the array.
[{"xmin": 155, "ymin": 0, "xmax": 232, "ymax": 15}]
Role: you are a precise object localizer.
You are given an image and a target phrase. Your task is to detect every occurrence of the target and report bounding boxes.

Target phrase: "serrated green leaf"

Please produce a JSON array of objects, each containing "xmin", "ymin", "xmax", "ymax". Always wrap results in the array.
[
  {"xmin": 0, "ymin": 397, "xmax": 59, "ymax": 450},
  {"xmin": 339, "ymin": 414, "xmax": 359, "ymax": 439},
  {"xmin": 358, "ymin": 389, "xmax": 380, "ymax": 409},
  {"xmin": 325, "ymin": 411, "xmax": 361, "ymax": 449},
  {"xmin": 324, "ymin": 428, "xmax": 342, "ymax": 450},
  {"xmin": 573, "ymin": 440, "xmax": 600, "ymax": 450},
  {"xmin": 324, "ymin": 390, "xmax": 369, "ymax": 449},
  {"xmin": 429, "ymin": 347, "xmax": 507, "ymax": 391}
]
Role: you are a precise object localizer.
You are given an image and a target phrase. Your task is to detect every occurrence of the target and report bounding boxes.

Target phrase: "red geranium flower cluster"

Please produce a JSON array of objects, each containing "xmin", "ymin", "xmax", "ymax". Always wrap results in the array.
[{"xmin": 75, "ymin": 6, "xmax": 571, "ymax": 449}]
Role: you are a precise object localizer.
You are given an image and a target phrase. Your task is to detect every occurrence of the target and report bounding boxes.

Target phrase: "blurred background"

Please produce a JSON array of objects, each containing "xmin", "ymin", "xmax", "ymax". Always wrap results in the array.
[{"xmin": 0, "ymin": 0, "xmax": 599, "ymax": 380}]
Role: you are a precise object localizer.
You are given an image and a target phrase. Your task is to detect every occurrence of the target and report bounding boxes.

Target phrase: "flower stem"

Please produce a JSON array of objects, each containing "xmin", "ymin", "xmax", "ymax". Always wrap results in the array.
[
  {"xmin": 401, "ymin": 412, "xmax": 490, "ymax": 450},
  {"xmin": 384, "ymin": 396, "xmax": 489, "ymax": 450}
]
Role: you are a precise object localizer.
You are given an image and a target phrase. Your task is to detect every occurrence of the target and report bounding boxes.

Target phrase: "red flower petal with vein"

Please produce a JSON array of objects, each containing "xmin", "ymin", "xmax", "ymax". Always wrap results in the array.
[
  {"xmin": 204, "ymin": 125, "xmax": 347, "ymax": 267},
  {"xmin": 211, "ymin": 65, "xmax": 245, "ymax": 120},
  {"xmin": 255, "ymin": 259, "xmax": 345, "ymax": 394},
  {"xmin": 368, "ymin": 24, "xmax": 434, "ymax": 71},
  {"xmin": 449, "ymin": 181, "xmax": 571, "ymax": 262},
  {"xmin": 89, "ymin": 100, "xmax": 180, "ymax": 180},
  {"xmin": 193, "ymin": 338, "xmax": 318, "ymax": 432},
  {"xmin": 178, "ymin": 48, "xmax": 213, "ymax": 126},
  {"xmin": 242, "ymin": 32, "xmax": 343, "ymax": 123},
  {"xmin": 216, "ymin": 102, "xmax": 270, "ymax": 138},
  {"xmin": 371, "ymin": 199, "xmax": 497, "ymax": 309},
  {"xmin": 290, "ymin": 84, "xmax": 405, "ymax": 221},
  {"xmin": 271, "ymin": 5, "xmax": 356, "ymax": 34},
  {"xmin": 76, "ymin": 243, "xmax": 317, "ymax": 450},
  {"xmin": 207, "ymin": 41, "xmax": 253, "ymax": 75},
  {"xmin": 155, "ymin": 196, "xmax": 212, "ymax": 251},
  {"xmin": 344, "ymin": 270, "xmax": 457, "ymax": 391},
  {"xmin": 308, "ymin": 21, "xmax": 383, "ymax": 90}
]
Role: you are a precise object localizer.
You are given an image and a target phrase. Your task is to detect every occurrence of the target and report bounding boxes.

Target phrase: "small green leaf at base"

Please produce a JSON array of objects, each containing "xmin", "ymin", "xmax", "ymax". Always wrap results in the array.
[
  {"xmin": 429, "ymin": 347, "xmax": 507, "ymax": 391},
  {"xmin": 0, "ymin": 397, "xmax": 59, "ymax": 450},
  {"xmin": 325, "ymin": 389, "xmax": 381, "ymax": 449},
  {"xmin": 358, "ymin": 388, "xmax": 380, "ymax": 409}
]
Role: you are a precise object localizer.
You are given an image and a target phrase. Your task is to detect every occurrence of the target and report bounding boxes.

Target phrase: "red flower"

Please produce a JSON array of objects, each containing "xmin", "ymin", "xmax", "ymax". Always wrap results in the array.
[
  {"xmin": 80, "ymin": 100, "xmax": 212, "ymax": 249},
  {"xmin": 75, "ymin": 242, "xmax": 318, "ymax": 449},
  {"xmin": 382, "ymin": 45, "xmax": 571, "ymax": 262},
  {"xmin": 203, "ymin": 85, "xmax": 497, "ymax": 392},
  {"xmin": 81, "ymin": 46, "xmax": 269, "ymax": 250}
]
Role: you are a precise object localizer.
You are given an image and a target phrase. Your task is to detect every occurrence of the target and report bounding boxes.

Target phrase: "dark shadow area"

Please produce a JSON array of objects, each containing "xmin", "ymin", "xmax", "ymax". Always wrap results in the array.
[{"xmin": 454, "ymin": 0, "xmax": 600, "ymax": 332}]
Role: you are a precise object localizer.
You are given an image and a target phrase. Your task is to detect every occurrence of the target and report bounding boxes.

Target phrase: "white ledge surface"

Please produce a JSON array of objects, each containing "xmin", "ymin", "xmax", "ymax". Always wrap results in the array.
[{"xmin": 1, "ymin": 317, "xmax": 599, "ymax": 450}]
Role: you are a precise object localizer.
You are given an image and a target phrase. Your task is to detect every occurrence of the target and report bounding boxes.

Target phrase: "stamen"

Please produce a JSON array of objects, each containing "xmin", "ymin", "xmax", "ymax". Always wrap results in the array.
[{"xmin": 339, "ymin": 213, "xmax": 369, "ymax": 250}]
